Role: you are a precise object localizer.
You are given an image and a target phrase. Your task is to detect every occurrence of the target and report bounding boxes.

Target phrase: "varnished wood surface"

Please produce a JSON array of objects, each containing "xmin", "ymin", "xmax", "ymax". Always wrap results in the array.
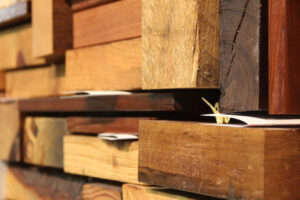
[
  {"xmin": 0, "ymin": 101, "xmax": 21, "ymax": 161},
  {"xmin": 0, "ymin": 0, "xmax": 30, "ymax": 29},
  {"xmin": 269, "ymin": 0, "xmax": 300, "ymax": 114},
  {"xmin": 73, "ymin": 0, "xmax": 141, "ymax": 48},
  {"xmin": 139, "ymin": 120, "xmax": 300, "ymax": 199},
  {"xmin": 18, "ymin": 91, "xmax": 219, "ymax": 113},
  {"xmin": 142, "ymin": 0, "xmax": 219, "ymax": 90},
  {"xmin": 64, "ymin": 135, "xmax": 139, "ymax": 183},
  {"xmin": 23, "ymin": 117, "xmax": 68, "ymax": 168},
  {"xmin": 67, "ymin": 117, "xmax": 150, "ymax": 134},
  {"xmin": 219, "ymin": 0, "xmax": 268, "ymax": 112},
  {"xmin": 72, "ymin": 0, "xmax": 118, "ymax": 12}
]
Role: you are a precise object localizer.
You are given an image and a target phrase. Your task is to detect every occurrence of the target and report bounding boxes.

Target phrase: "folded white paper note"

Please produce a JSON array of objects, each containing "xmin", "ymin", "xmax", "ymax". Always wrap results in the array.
[{"xmin": 98, "ymin": 133, "xmax": 138, "ymax": 141}]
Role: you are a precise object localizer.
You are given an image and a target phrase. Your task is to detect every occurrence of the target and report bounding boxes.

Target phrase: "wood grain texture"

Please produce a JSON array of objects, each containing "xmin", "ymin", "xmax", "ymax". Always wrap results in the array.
[
  {"xmin": 6, "ymin": 165, "xmax": 87, "ymax": 200},
  {"xmin": 0, "ymin": 0, "xmax": 30, "ymax": 29},
  {"xmin": 123, "ymin": 184, "xmax": 220, "ymax": 200},
  {"xmin": 219, "ymin": 0, "xmax": 268, "ymax": 112},
  {"xmin": 32, "ymin": 0, "xmax": 73, "ymax": 59},
  {"xmin": 67, "ymin": 117, "xmax": 149, "ymax": 134},
  {"xmin": 23, "ymin": 117, "xmax": 68, "ymax": 168},
  {"xmin": 72, "ymin": 0, "xmax": 118, "ymax": 12},
  {"xmin": 64, "ymin": 135, "xmax": 139, "ymax": 183},
  {"xmin": 19, "ymin": 91, "xmax": 219, "ymax": 113},
  {"xmin": 82, "ymin": 183, "xmax": 122, "ymax": 200},
  {"xmin": 63, "ymin": 38, "xmax": 141, "ymax": 91},
  {"xmin": 0, "ymin": 101, "xmax": 20, "ymax": 162},
  {"xmin": 142, "ymin": 0, "xmax": 219, "ymax": 89},
  {"xmin": 73, "ymin": 0, "xmax": 141, "ymax": 48},
  {"xmin": 0, "ymin": 71, "xmax": 5, "ymax": 91},
  {"xmin": 0, "ymin": 23, "xmax": 46, "ymax": 70},
  {"xmin": 269, "ymin": 0, "xmax": 300, "ymax": 114},
  {"xmin": 139, "ymin": 120, "xmax": 300, "ymax": 200},
  {"xmin": 6, "ymin": 64, "xmax": 64, "ymax": 99}
]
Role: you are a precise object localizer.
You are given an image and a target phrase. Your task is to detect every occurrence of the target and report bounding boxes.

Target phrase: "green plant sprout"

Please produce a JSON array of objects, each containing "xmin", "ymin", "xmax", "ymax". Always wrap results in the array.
[{"xmin": 202, "ymin": 97, "xmax": 230, "ymax": 124}]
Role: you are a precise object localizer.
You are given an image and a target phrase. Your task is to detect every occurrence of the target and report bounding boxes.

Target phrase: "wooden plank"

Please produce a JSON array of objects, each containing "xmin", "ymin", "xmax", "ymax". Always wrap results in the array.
[
  {"xmin": 19, "ymin": 91, "xmax": 219, "ymax": 113},
  {"xmin": 32, "ymin": 0, "xmax": 72, "ymax": 59},
  {"xmin": 0, "ymin": 71, "xmax": 5, "ymax": 91},
  {"xmin": 6, "ymin": 165, "xmax": 87, "ymax": 200},
  {"xmin": 5, "ymin": 64, "xmax": 64, "ymax": 99},
  {"xmin": 82, "ymin": 183, "xmax": 122, "ymax": 200},
  {"xmin": 67, "ymin": 117, "xmax": 150, "ymax": 134},
  {"xmin": 23, "ymin": 117, "xmax": 68, "ymax": 168},
  {"xmin": 63, "ymin": 38, "xmax": 141, "ymax": 91},
  {"xmin": 0, "ymin": 23, "xmax": 46, "ymax": 70},
  {"xmin": 64, "ymin": 135, "xmax": 139, "ymax": 183},
  {"xmin": 219, "ymin": 0, "xmax": 268, "ymax": 112},
  {"xmin": 139, "ymin": 120, "xmax": 300, "ymax": 200},
  {"xmin": 73, "ymin": 0, "xmax": 141, "ymax": 48},
  {"xmin": 142, "ymin": 0, "xmax": 219, "ymax": 89},
  {"xmin": 269, "ymin": 0, "xmax": 300, "ymax": 114},
  {"xmin": 123, "ymin": 184, "xmax": 220, "ymax": 200},
  {"xmin": 0, "ymin": 0, "xmax": 30, "ymax": 29},
  {"xmin": 72, "ymin": 0, "xmax": 118, "ymax": 12},
  {"xmin": 0, "ymin": 101, "xmax": 21, "ymax": 162}
]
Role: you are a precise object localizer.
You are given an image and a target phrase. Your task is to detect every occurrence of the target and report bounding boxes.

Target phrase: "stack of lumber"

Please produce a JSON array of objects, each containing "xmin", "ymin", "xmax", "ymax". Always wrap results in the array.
[{"xmin": 0, "ymin": 0, "xmax": 300, "ymax": 200}]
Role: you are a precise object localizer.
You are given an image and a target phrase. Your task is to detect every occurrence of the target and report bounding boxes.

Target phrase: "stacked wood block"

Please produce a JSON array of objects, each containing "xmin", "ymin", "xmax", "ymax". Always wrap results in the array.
[{"xmin": 0, "ymin": 0, "xmax": 300, "ymax": 199}]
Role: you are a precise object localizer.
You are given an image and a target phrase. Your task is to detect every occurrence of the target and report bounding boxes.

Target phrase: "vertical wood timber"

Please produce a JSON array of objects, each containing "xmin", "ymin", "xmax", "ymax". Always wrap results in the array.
[
  {"xmin": 142, "ymin": 0, "xmax": 219, "ymax": 89},
  {"xmin": 0, "ymin": 101, "xmax": 21, "ymax": 162},
  {"xmin": 219, "ymin": 0, "xmax": 268, "ymax": 112},
  {"xmin": 269, "ymin": 0, "xmax": 300, "ymax": 114},
  {"xmin": 32, "ymin": 0, "xmax": 73, "ymax": 59}
]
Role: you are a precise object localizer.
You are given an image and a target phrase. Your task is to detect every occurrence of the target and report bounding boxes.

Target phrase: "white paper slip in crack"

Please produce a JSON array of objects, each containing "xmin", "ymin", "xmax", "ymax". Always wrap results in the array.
[
  {"xmin": 98, "ymin": 133, "xmax": 138, "ymax": 141},
  {"xmin": 202, "ymin": 114, "xmax": 300, "ymax": 127},
  {"xmin": 61, "ymin": 91, "xmax": 132, "ymax": 96}
]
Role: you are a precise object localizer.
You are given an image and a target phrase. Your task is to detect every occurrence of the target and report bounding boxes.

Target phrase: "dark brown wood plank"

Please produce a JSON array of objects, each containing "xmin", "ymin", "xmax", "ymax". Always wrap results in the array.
[
  {"xmin": 269, "ymin": 0, "xmax": 300, "ymax": 114},
  {"xmin": 139, "ymin": 120, "xmax": 300, "ymax": 199},
  {"xmin": 0, "ymin": 1, "xmax": 30, "ymax": 29},
  {"xmin": 219, "ymin": 0, "xmax": 268, "ymax": 112},
  {"xmin": 71, "ymin": 0, "xmax": 118, "ymax": 12},
  {"xmin": 19, "ymin": 91, "xmax": 219, "ymax": 113},
  {"xmin": 67, "ymin": 117, "xmax": 152, "ymax": 134}
]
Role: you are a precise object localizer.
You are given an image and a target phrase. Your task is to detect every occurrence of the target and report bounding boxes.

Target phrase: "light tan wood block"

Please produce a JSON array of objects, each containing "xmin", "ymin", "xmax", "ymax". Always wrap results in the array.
[
  {"xmin": 63, "ymin": 38, "xmax": 141, "ymax": 91},
  {"xmin": 0, "ymin": 23, "xmax": 46, "ymax": 69},
  {"xmin": 0, "ymin": 101, "xmax": 20, "ymax": 162},
  {"xmin": 142, "ymin": 0, "xmax": 219, "ymax": 89},
  {"xmin": 64, "ymin": 135, "xmax": 139, "ymax": 183}
]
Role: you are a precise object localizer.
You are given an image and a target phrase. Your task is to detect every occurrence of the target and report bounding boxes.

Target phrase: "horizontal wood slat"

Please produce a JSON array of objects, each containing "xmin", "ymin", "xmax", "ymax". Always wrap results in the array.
[
  {"xmin": 139, "ymin": 120, "xmax": 300, "ymax": 199},
  {"xmin": 73, "ymin": 0, "xmax": 141, "ymax": 48}
]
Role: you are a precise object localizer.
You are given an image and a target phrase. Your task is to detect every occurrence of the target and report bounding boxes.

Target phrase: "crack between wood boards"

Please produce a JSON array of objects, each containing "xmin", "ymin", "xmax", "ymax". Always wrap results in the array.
[{"xmin": 224, "ymin": 0, "xmax": 250, "ymax": 82}]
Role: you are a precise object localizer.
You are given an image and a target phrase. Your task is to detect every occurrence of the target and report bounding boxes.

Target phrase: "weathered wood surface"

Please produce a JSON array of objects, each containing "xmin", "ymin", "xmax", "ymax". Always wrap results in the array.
[
  {"xmin": 72, "ymin": 0, "xmax": 117, "ymax": 12},
  {"xmin": 73, "ymin": 0, "xmax": 141, "ymax": 48},
  {"xmin": 219, "ymin": 0, "xmax": 268, "ymax": 112},
  {"xmin": 269, "ymin": 0, "xmax": 300, "ymax": 114},
  {"xmin": 0, "ymin": 101, "xmax": 21, "ymax": 162},
  {"xmin": 123, "ymin": 184, "xmax": 220, "ymax": 200},
  {"xmin": 0, "ymin": 23, "xmax": 46, "ymax": 69},
  {"xmin": 82, "ymin": 183, "xmax": 122, "ymax": 200},
  {"xmin": 67, "ymin": 117, "xmax": 149, "ymax": 134},
  {"xmin": 63, "ymin": 38, "xmax": 141, "ymax": 91},
  {"xmin": 6, "ymin": 64, "xmax": 64, "ymax": 99},
  {"xmin": 139, "ymin": 120, "xmax": 300, "ymax": 200},
  {"xmin": 19, "ymin": 91, "xmax": 219, "ymax": 113},
  {"xmin": 64, "ymin": 135, "xmax": 139, "ymax": 183},
  {"xmin": 23, "ymin": 117, "xmax": 68, "ymax": 168},
  {"xmin": 142, "ymin": 0, "xmax": 219, "ymax": 90},
  {"xmin": 0, "ymin": 0, "xmax": 30, "ymax": 29},
  {"xmin": 6, "ymin": 165, "xmax": 87, "ymax": 200},
  {"xmin": 32, "ymin": 0, "xmax": 73, "ymax": 59}
]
